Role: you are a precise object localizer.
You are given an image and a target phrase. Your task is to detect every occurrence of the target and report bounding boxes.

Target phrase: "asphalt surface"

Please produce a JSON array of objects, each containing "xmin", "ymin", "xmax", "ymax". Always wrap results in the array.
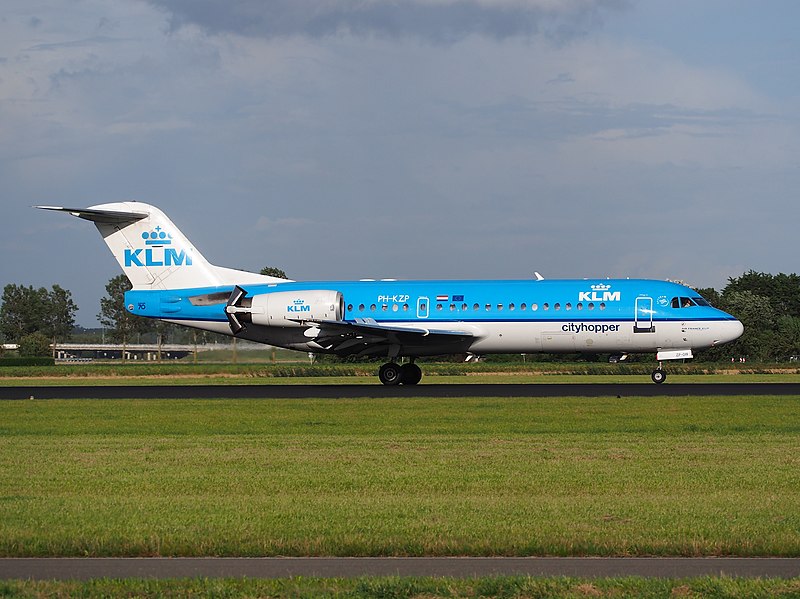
[
  {"xmin": 2, "ymin": 382, "xmax": 800, "ymax": 400},
  {"xmin": 2, "ymin": 557, "xmax": 800, "ymax": 580}
]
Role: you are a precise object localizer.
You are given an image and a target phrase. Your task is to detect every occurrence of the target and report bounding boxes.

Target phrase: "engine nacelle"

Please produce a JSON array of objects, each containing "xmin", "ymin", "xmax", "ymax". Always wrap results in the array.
[{"xmin": 241, "ymin": 290, "xmax": 344, "ymax": 328}]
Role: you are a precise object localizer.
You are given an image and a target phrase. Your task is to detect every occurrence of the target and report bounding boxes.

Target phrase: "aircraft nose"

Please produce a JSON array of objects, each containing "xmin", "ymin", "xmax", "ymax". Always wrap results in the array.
[{"xmin": 716, "ymin": 319, "xmax": 744, "ymax": 345}]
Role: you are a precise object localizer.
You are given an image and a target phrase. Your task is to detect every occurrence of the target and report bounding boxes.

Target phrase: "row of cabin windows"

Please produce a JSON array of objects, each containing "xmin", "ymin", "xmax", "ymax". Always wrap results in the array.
[
  {"xmin": 346, "ymin": 297, "xmax": 709, "ymax": 313},
  {"xmin": 347, "ymin": 301, "xmax": 608, "ymax": 313}
]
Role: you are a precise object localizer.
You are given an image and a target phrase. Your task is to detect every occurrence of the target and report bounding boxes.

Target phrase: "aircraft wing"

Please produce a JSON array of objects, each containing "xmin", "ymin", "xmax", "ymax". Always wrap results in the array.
[{"xmin": 306, "ymin": 318, "xmax": 474, "ymax": 356}]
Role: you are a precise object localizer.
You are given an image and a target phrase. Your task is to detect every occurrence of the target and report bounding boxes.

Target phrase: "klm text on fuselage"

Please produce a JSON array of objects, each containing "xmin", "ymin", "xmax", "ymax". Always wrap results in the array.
[{"xmin": 124, "ymin": 248, "xmax": 192, "ymax": 267}]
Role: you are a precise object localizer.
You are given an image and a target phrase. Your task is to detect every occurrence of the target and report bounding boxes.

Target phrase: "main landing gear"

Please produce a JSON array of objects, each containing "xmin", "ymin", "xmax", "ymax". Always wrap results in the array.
[
  {"xmin": 651, "ymin": 364, "xmax": 667, "ymax": 384},
  {"xmin": 378, "ymin": 361, "xmax": 422, "ymax": 386}
]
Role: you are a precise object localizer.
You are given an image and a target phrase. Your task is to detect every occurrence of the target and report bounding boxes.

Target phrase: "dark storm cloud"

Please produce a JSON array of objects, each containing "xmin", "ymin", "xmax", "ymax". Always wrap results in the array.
[{"xmin": 145, "ymin": 0, "xmax": 628, "ymax": 43}]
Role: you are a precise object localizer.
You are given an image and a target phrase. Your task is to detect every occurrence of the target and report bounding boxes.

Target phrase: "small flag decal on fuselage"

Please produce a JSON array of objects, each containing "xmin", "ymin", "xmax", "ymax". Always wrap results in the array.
[{"xmin": 436, "ymin": 295, "xmax": 449, "ymax": 301}]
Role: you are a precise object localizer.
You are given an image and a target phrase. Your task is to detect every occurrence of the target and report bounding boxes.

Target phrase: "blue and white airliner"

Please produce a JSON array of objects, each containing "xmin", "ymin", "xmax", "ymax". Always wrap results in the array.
[{"xmin": 38, "ymin": 202, "xmax": 743, "ymax": 385}]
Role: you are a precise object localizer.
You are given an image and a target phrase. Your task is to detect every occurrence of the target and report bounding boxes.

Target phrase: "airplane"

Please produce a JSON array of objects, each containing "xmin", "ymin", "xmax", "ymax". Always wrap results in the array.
[{"xmin": 38, "ymin": 202, "xmax": 743, "ymax": 385}]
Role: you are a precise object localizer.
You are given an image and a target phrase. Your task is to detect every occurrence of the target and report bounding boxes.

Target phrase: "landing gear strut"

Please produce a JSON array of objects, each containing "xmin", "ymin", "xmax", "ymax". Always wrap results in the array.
[
  {"xmin": 651, "ymin": 365, "xmax": 667, "ymax": 384},
  {"xmin": 378, "ymin": 361, "xmax": 422, "ymax": 386}
]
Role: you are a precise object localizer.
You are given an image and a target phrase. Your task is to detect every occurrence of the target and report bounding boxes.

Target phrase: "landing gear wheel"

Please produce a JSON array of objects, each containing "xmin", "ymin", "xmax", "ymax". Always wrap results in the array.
[
  {"xmin": 400, "ymin": 363, "xmax": 423, "ymax": 385},
  {"xmin": 651, "ymin": 368, "xmax": 667, "ymax": 384},
  {"xmin": 379, "ymin": 362, "xmax": 403, "ymax": 386}
]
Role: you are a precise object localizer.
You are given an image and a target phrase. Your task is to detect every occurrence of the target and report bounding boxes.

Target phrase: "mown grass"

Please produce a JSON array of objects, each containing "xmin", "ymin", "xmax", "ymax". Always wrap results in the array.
[
  {"xmin": 4, "ymin": 373, "xmax": 800, "ymax": 386},
  {"xmin": 1, "ymin": 396, "xmax": 799, "ymax": 557},
  {"xmin": 1, "ymin": 366, "xmax": 799, "ymax": 386},
  {"xmin": 1, "ymin": 361, "xmax": 798, "ymax": 381},
  {"xmin": 2, "ymin": 576, "xmax": 800, "ymax": 598}
]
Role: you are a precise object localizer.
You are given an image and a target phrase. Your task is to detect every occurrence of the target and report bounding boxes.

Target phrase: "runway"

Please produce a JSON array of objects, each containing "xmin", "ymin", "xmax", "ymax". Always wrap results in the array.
[
  {"xmin": 1, "ymin": 382, "xmax": 800, "ymax": 400},
  {"xmin": 2, "ymin": 557, "xmax": 800, "ymax": 580}
]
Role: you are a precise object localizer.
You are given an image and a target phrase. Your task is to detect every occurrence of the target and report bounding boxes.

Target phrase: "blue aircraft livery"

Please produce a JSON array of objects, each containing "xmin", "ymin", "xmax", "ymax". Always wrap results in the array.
[{"xmin": 37, "ymin": 202, "xmax": 743, "ymax": 385}]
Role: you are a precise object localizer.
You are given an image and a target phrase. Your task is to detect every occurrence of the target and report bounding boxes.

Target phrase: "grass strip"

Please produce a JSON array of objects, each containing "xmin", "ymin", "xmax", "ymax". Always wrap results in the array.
[
  {"xmin": 2, "ymin": 576, "xmax": 800, "ymax": 598},
  {"xmin": 1, "ymin": 396, "xmax": 799, "ymax": 557},
  {"xmin": 1, "ymin": 361, "xmax": 798, "ymax": 379},
  {"xmin": 2, "ymin": 373, "xmax": 799, "ymax": 386}
]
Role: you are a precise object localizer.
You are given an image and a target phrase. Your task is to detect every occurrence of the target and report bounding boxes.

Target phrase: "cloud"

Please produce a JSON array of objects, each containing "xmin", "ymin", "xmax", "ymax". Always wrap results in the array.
[
  {"xmin": 146, "ymin": 0, "xmax": 628, "ymax": 43},
  {"xmin": 4, "ymin": 0, "xmax": 800, "ymax": 325}
]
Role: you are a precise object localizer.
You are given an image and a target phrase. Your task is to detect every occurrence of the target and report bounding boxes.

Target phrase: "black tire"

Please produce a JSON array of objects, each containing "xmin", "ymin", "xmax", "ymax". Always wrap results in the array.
[
  {"xmin": 400, "ymin": 363, "xmax": 423, "ymax": 385},
  {"xmin": 379, "ymin": 362, "xmax": 403, "ymax": 386},
  {"xmin": 651, "ymin": 369, "xmax": 667, "ymax": 384}
]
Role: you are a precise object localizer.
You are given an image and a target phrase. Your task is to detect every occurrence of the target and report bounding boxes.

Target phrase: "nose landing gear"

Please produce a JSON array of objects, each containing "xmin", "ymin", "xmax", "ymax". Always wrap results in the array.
[{"xmin": 651, "ymin": 364, "xmax": 667, "ymax": 384}]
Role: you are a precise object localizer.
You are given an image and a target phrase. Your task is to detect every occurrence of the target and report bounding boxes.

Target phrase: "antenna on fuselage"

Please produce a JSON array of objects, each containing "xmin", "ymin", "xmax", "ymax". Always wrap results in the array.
[{"xmin": 533, "ymin": 272, "xmax": 544, "ymax": 281}]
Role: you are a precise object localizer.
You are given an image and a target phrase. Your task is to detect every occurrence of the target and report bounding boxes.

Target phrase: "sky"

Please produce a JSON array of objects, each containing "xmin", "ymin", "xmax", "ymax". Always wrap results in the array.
[{"xmin": 2, "ymin": 0, "xmax": 799, "ymax": 327}]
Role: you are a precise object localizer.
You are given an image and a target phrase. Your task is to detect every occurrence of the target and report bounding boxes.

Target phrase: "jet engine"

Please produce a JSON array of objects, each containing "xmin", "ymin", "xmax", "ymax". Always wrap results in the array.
[{"xmin": 225, "ymin": 287, "xmax": 344, "ymax": 334}]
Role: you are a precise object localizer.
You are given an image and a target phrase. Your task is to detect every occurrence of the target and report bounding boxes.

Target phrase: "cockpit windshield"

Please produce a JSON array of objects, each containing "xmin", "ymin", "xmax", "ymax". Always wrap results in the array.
[{"xmin": 671, "ymin": 296, "xmax": 701, "ymax": 308}]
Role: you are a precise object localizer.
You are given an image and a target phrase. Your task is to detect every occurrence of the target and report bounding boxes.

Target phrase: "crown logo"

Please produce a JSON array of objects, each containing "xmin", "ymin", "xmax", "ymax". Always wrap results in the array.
[
  {"xmin": 293, "ymin": 299, "xmax": 305, "ymax": 305},
  {"xmin": 142, "ymin": 226, "xmax": 172, "ymax": 246},
  {"xmin": 591, "ymin": 283, "xmax": 611, "ymax": 291}
]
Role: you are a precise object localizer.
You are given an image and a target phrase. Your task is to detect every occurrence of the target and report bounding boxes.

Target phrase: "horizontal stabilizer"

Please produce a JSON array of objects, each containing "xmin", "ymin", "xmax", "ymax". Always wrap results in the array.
[{"xmin": 36, "ymin": 205, "xmax": 149, "ymax": 224}]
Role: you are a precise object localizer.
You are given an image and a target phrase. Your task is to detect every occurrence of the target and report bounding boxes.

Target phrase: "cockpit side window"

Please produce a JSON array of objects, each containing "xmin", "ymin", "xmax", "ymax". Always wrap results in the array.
[
  {"xmin": 681, "ymin": 297, "xmax": 696, "ymax": 308},
  {"xmin": 692, "ymin": 296, "xmax": 710, "ymax": 307},
  {"xmin": 671, "ymin": 297, "xmax": 680, "ymax": 309}
]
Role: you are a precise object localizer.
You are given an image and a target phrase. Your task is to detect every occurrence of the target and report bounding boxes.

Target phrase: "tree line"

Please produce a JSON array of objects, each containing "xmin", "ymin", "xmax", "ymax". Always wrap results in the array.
[
  {"xmin": 695, "ymin": 271, "xmax": 800, "ymax": 361},
  {"xmin": 1, "ymin": 269, "xmax": 798, "ymax": 361},
  {"xmin": 0, "ymin": 267, "xmax": 288, "ymax": 357}
]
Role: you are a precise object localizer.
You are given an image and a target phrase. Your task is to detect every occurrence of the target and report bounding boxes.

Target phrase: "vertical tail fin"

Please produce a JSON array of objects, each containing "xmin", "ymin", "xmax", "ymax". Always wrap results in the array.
[{"xmin": 37, "ymin": 202, "xmax": 286, "ymax": 290}]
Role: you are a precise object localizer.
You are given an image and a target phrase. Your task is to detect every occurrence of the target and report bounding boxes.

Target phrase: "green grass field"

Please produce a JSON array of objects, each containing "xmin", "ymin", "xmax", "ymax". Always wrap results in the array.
[
  {"xmin": 3, "ymin": 576, "xmax": 800, "ymax": 598},
  {"xmin": 3, "ymin": 373, "xmax": 800, "ymax": 386},
  {"xmin": 1, "ymin": 395, "xmax": 798, "ymax": 558},
  {"xmin": 1, "ymin": 360, "xmax": 798, "ymax": 385}
]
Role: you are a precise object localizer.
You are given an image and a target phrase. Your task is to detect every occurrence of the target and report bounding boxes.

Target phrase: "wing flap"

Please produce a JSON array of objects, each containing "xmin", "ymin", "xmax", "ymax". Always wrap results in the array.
[
  {"xmin": 317, "ymin": 319, "xmax": 473, "ymax": 342},
  {"xmin": 307, "ymin": 319, "xmax": 474, "ymax": 356}
]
